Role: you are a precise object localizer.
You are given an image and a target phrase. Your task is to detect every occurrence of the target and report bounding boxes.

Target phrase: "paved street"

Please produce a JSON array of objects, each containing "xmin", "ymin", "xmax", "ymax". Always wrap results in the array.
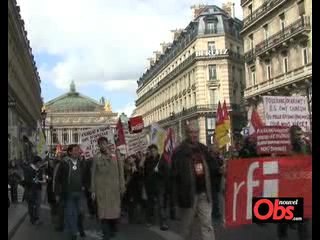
[{"xmin": 10, "ymin": 204, "xmax": 311, "ymax": 240}]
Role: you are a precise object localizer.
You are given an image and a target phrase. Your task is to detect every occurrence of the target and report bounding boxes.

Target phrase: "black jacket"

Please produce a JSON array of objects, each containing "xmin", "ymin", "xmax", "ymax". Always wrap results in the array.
[
  {"xmin": 55, "ymin": 157, "xmax": 86, "ymax": 198},
  {"xmin": 171, "ymin": 141, "xmax": 214, "ymax": 208},
  {"xmin": 144, "ymin": 154, "xmax": 170, "ymax": 196}
]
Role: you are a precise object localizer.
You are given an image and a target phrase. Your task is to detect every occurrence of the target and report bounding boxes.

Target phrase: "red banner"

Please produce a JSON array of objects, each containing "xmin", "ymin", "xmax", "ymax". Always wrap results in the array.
[
  {"xmin": 256, "ymin": 126, "xmax": 291, "ymax": 155},
  {"xmin": 128, "ymin": 116, "xmax": 144, "ymax": 133},
  {"xmin": 225, "ymin": 156, "xmax": 312, "ymax": 227},
  {"xmin": 115, "ymin": 118, "xmax": 126, "ymax": 147}
]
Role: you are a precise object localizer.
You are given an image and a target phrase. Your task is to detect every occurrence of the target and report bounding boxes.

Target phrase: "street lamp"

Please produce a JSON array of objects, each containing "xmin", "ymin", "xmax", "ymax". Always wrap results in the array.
[
  {"xmin": 50, "ymin": 124, "xmax": 53, "ymax": 154},
  {"xmin": 40, "ymin": 109, "xmax": 47, "ymax": 139},
  {"xmin": 40, "ymin": 109, "xmax": 47, "ymax": 128}
]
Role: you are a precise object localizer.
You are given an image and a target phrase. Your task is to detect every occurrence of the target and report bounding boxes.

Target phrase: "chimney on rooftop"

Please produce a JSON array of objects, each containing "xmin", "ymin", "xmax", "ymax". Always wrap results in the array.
[
  {"xmin": 191, "ymin": 4, "xmax": 207, "ymax": 19},
  {"xmin": 222, "ymin": 1, "xmax": 235, "ymax": 18}
]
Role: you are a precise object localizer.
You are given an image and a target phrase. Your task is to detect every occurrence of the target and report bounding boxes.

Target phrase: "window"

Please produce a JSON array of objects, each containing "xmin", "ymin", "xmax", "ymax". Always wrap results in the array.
[
  {"xmin": 193, "ymin": 92, "xmax": 197, "ymax": 105},
  {"xmin": 237, "ymin": 46, "xmax": 240, "ymax": 54},
  {"xmin": 303, "ymin": 48, "xmax": 308, "ymax": 65},
  {"xmin": 210, "ymin": 89, "xmax": 218, "ymax": 105},
  {"xmin": 208, "ymin": 41, "xmax": 216, "ymax": 54},
  {"xmin": 206, "ymin": 20, "xmax": 218, "ymax": 34},
  {"xmin": 249, "ymin": 34, "xmax": 254, "ymax": 50},
  {"xmin": 263, "ymin": 24, "xmax": 269, "ymax": 40},
  {"xmin": 52, "ymin": 132, "xmax": 58, "ymax": 144},
  {"xmin": 283, "ymin": 56, "xmax": 288, "ymax": 73},
  {"xmin": 209, "ymin": 65, "xmax": 217, "ymax": 80},
  {"xmin": 63, "ymin": 132, "xmax": 68, "ymax": 144},
  {"xmin": 266, "ymin": 64, "xmax": 272, "ymax": 80},
  {"xmin": 232, "ymin": 66, "xmax": 235, "ymax": 82},
  {"xmin": 230, "ymin": 43, "xmax": 234, "ymax": 51},
  {"xmin": 279, "ymin": 13, "xmax": 285, "ymax": 31},
  {"xmin": 251, "ymin": 67, "xmax": 256, "ymax": 85},
  {"xmin": 188, "ymin": 72, "xmax": 191, "ymax": 87},
  {"xmin": 207, "ymin": 117, "xmax": 216, "ymax": 130}
]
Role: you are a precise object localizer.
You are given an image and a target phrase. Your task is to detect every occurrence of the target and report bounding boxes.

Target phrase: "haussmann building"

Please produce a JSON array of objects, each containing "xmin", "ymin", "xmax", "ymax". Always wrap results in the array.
[
  {"xmin": 135, "ymin": 4, "xmax": 246, "ymax": 145},
  {"xmin": 241, "ymin": 0, "xmax": 312, "ymax": 128}
]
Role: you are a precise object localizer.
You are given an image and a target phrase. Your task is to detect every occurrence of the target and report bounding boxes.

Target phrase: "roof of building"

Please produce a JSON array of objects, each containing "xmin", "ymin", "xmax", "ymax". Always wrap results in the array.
[
  {"xmin": 137, "ymin": 4, "xmax": 243, "ymax": 88},
  {"xmin": 45, "ymin": 81, "xmax": 108, "ymax": 113}
]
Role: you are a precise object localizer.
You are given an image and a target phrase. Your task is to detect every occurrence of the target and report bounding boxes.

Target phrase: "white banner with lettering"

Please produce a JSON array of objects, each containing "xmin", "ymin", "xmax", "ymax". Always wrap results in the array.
[
  {"xmin": 80, "ymin": 126, "xmax": 115, "ymax": 159},
  {"xmin": 263, "ymin": 96, "xmax": 311, "ymax": 132}
]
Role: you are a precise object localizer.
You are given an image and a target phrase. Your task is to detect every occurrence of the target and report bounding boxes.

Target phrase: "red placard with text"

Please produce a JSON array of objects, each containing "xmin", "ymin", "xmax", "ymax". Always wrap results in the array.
[
  {"xmin": 225, "ymin": 156, "xmax": 312, "ymax": 227},
  {"xmin": 128, "ymin": 116, "xmax": 144, "ymax": 133}
]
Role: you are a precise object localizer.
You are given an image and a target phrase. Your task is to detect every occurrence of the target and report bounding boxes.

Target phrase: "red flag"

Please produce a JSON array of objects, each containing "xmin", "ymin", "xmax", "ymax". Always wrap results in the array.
[
  {"xmin": 216, "ymin": 101, "xmax": 224, "ymax": 125},
  {"xmin": 249, "ymin": 109, "xmax": 264, "ymax": 136},
  {"xmin": 222, "ymin": 100, "xmax": 231, "ymax": 130},
  {"xmin": 163, "ymin": 128, "xmax": 174, "ymax": 164},
  {"xmin": 115, "ymin": 118, "xmax": 126, "ymax": 147},
  {"xmin": 222, "ymin": 100, "xmax": 230, "ymax": 121}
]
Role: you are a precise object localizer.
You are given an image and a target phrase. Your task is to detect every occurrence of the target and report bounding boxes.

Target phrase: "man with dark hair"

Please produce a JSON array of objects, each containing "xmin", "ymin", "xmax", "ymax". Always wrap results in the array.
[
  {"xmin": 24, "ymin": 156, "xmax": 46, "ymax": 225},
  {"xmin": 171, "ymin": 123, "xmax": 216, "ymax": 240},
  {"xmin": 55, "ymin": 144, "xmax": 86, "ymax": 240},
  {"xmin": 144, "ymin": 144, "xmax": 169, "ymax": 231}
]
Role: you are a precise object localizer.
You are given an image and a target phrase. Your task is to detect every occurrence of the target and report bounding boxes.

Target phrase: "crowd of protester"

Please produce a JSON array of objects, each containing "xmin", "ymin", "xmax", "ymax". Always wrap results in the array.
[{"xmin": 7, "ymin": 125, "xmax": 311, "ymax": 240}]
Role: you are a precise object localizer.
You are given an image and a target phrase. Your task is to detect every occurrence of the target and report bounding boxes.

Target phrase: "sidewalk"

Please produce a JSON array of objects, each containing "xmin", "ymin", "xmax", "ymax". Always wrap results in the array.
[{"xmin": 8, "ymin": 203, "xmax": 28, "ymax": 240}]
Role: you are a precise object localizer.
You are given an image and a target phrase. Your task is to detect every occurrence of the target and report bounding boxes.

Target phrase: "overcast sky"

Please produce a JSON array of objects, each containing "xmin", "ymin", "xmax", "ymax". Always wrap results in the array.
[{"xmin": 17, "ymin": 0, "xmax": 242, "ymax": 116}]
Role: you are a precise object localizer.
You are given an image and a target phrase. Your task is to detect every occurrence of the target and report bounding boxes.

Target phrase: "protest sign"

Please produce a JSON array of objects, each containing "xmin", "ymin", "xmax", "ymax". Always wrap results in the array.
[
  {"xmin": 80, "ymin": 126, "xmax": 115, "ymax": 159},
  {"xmin": 128, "ymin": 116, "xmax": 144, "ymax": 133},
  {"xmin": 150, "ymin": 123, "xmax": 166, "ymax": 154},
  {"xmin": 263, "ymin": 96, "xmax": 311, "ymax": 132},
  {"xmin": 126, "ymin": 132, "xmax": 148, "ymax": 156},
  {"xmin": 225, "ymin": 156, "xmax": 312, "ymax": 227},
  {"xmin": 256, "ymin": 126, "xmax": 291, "ymax": 155}
]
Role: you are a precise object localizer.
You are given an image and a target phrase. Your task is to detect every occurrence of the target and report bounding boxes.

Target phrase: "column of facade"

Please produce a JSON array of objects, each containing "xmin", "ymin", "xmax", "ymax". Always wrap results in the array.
[
  {"xmin": 198, "ymin": 116, "xmax": 206, "ymax": 145},
  {"xmin": 69, "ymin": 129, "xmax": 72, "ymax": 144},
  {"xmin": 58, "ymin": 129, "xmax": 63, "ymax": 144}
]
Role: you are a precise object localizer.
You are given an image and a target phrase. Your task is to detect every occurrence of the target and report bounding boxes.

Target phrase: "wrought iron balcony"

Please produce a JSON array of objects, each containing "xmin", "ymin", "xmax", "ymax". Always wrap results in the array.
[
  {"xmin": 244, "ymin": 49, "xmax": 255, "ymax": 63},
  {"xmin": 255, "ymin": 16, "xmax": 311, "ymax": 57},
  {"xmin": 158, "ymin": 104, "xmax": 218, "ymax": 125},
  {"xmin": 244, "ymin": 63, "xmax": 312, "ymax": 99},
  {"xmin": 136, "ymin": 53, "xmax": 196, "ymax": 106},
  {"xmin": 243, "ymin": 0, "xmax": 288, "ymax": 28}
]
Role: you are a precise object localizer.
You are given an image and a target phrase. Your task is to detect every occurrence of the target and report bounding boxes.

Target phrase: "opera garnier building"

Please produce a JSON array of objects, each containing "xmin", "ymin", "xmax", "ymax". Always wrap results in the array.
[{"xmin": 43, "ymin": 81, "xmax": 118, "ymax": 151}]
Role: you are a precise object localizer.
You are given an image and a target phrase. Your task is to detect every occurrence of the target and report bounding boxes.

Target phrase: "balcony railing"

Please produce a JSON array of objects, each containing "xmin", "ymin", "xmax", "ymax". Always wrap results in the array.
[
  {"xmin": 255, "ymin": 16, "xmax": 311, "ymax": 56},
  {"xmin": 244, "ymin": 49, "xmax": 255, "ymax": 63},
  {"xmin": 158, "ymin": 104, "xmax": 218, "ymax": 125},
  {"xmin": 244, "ymin": 63, "xmax": 312, "ymax": 98},
  {"xmin": 136, "ymin": 51, "xmax": 244, "ymax": 105},
  {"xmin": 243, "ymin": 0, "xmax": 288, "ymax": 28},
  {"xmin": 138, "ymin": 26, "xmax": 198, "ymax": 88},
  {"xmin": 157, "ymin": 103, "xmax": 242, "ymax": 125},
  {"xmin": 136, "ymin": 53, "xmax": 197, "ymax": 106}
]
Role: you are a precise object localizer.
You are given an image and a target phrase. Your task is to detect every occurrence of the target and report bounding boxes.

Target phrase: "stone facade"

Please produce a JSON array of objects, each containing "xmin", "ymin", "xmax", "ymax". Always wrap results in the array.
[
  {"xmin": 241, "ymin": 0, "xmax": 312, "ymax": 126},
  {"xmin": 135, "ymin": 5, "xmax": 246, "ymax": 145},
  {"xmin": 8, "ymin": 0, "xmax": 42, "ymax": 161}
]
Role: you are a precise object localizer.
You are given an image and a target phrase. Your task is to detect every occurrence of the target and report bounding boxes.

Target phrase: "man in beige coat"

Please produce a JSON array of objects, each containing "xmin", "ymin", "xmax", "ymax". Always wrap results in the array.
[{"xmin": 91, "ymin": 137, "xmax": 125, "ymax": 240}]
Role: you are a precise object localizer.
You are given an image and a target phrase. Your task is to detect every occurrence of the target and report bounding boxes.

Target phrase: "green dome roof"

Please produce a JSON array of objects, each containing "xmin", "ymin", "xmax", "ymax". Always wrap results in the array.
[{"xmin": 45, "ymin": 82, "xmax": 104, "ymax": 113}]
